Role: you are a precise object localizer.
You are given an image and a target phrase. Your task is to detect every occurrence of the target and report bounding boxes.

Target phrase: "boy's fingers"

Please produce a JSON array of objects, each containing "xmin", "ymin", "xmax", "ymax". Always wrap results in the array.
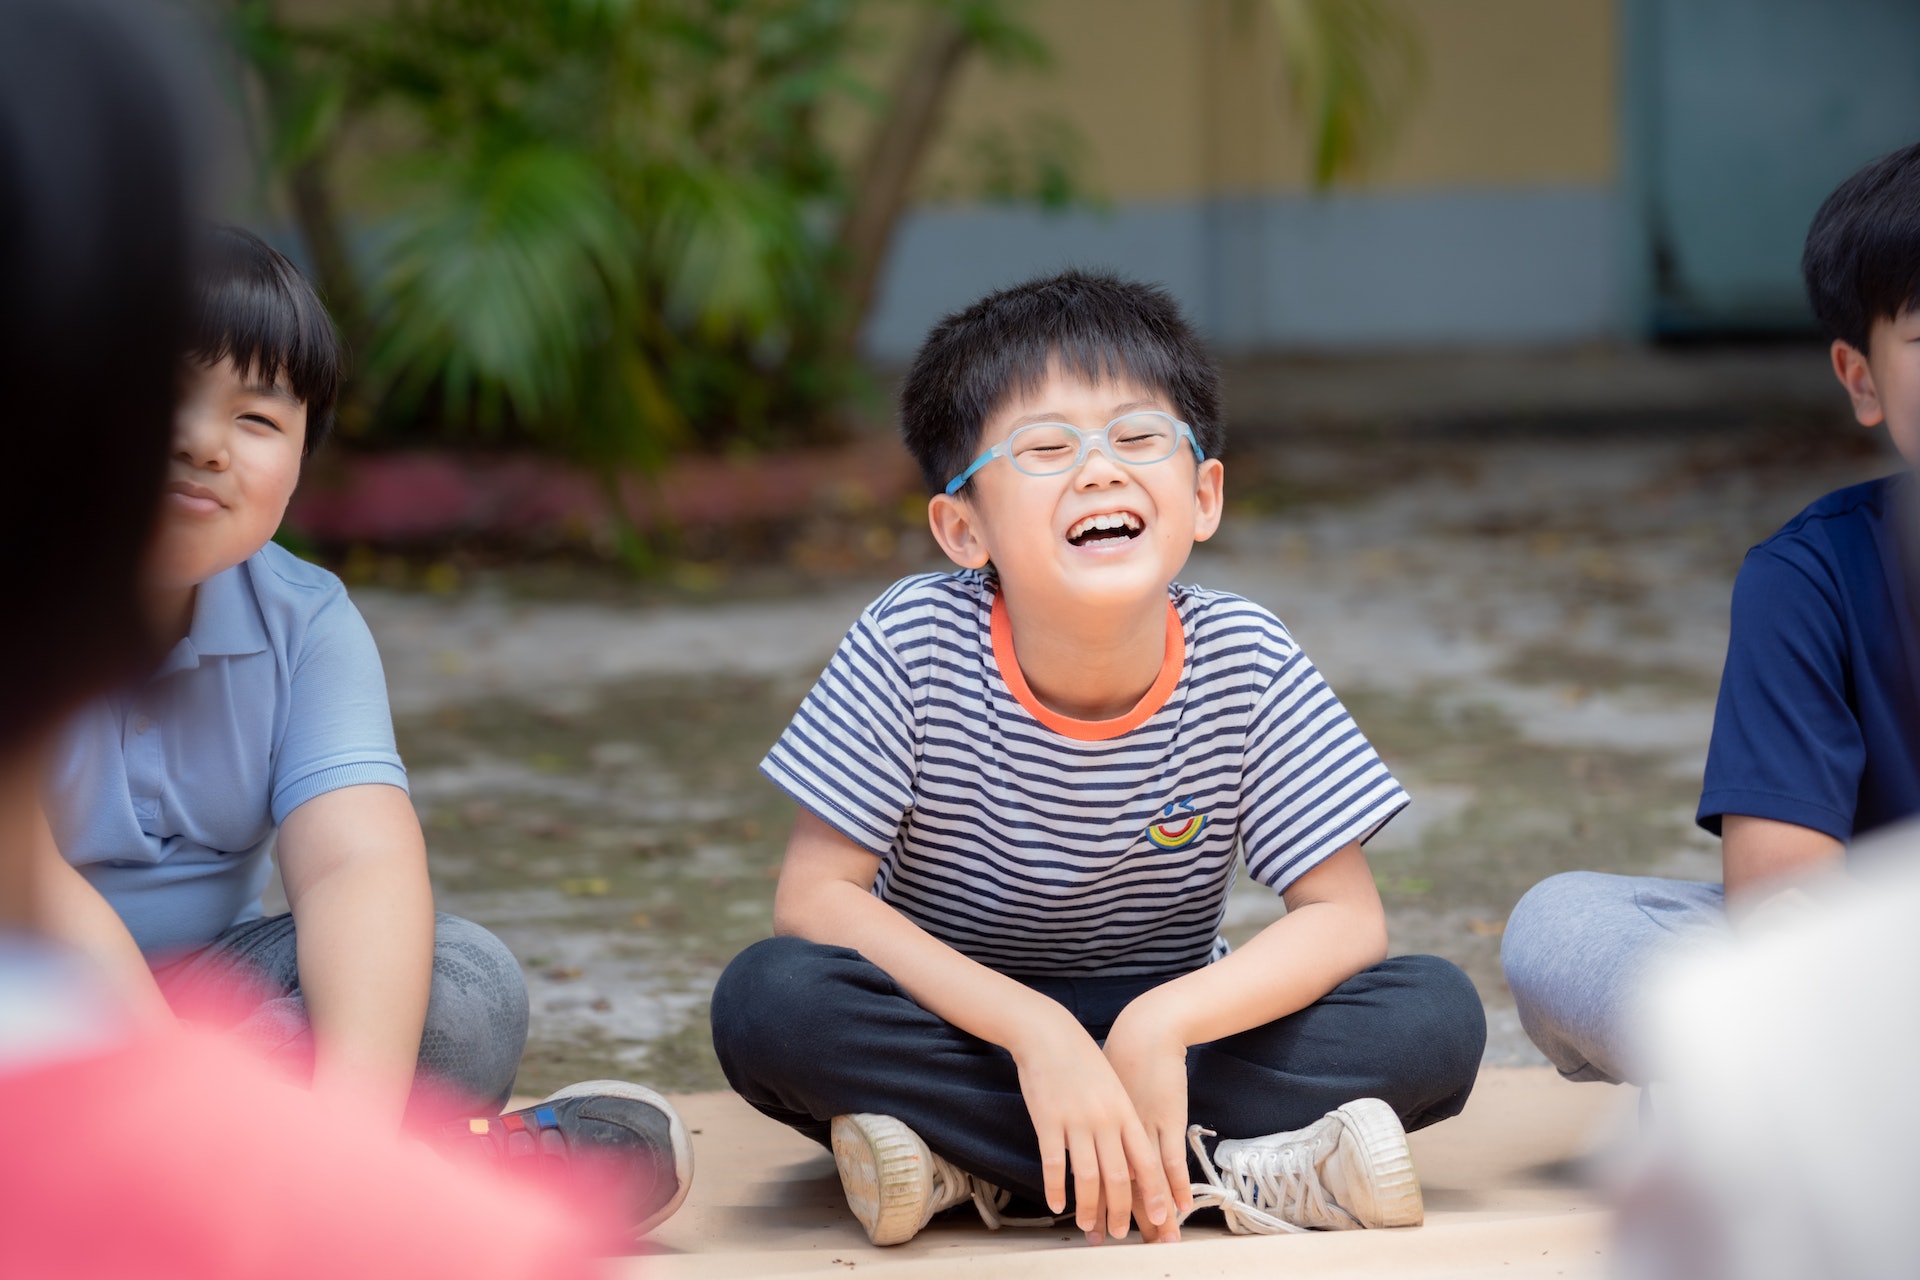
[
  {"xmin": 1122, "ymin": 1122, "xmax": 1174, "ymax": 1227},
  {"xmin": 1095, "ymin": 1130, "xmax": 1133, "ymax": 1240},
  {"xmin": 1069, "ymin": 1129, "xmax": 1102, "ymax": 1232},
  {"xmin": 1039, "ymin": 1128, "xmax": 1068, "ymax": 1215},
  {"xmin": 1159, "ymin": 1126, "xmax": 1193, "ymax": 1217},
  {"xmin": 1132, "ymin": 1184, "xmax": 1176, "ymax": 1243}
]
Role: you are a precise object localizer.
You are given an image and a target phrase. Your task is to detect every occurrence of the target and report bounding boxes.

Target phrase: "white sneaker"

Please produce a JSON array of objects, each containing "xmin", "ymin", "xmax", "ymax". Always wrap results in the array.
[
  {"xmin": 829, "ymin": 1113, "xmax": 1053, "ymax": 1245},
  {"xmin": 1186, "ymin": 1097, "xmax": 1424, "ymax": 1234}
]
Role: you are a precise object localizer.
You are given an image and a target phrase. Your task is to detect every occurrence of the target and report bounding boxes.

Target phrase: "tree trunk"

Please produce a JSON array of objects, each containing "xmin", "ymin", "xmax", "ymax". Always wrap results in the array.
[
  {"xmin": 286, "ymin": 152, "xmax": 367, "ymax": 370},
  {"xmin": 830, "ymin": 9, "xmax": 973, "ymax": 361}
]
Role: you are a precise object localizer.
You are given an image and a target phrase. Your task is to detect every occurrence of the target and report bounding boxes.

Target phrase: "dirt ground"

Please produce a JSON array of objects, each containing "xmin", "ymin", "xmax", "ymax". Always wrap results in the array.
[{"xmin": 342, "ymin": 395, "xmax": 1894, "ymax": 1094}]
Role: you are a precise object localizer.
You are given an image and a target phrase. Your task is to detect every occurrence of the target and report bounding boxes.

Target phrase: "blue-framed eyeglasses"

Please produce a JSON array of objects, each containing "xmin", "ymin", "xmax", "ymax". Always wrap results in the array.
[{"xmin": 944, "ymin": 411, "xmax": 1204, "ymax": 496}]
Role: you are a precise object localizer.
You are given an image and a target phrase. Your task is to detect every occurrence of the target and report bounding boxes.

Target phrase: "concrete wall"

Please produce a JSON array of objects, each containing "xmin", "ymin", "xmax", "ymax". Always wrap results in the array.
[{"xmin": 865, "ymin": 0, "xmax": 1627, "ymax": 357}]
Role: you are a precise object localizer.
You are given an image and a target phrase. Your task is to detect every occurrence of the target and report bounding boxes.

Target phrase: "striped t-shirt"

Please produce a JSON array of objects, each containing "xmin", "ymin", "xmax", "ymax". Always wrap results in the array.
[{"xmin": 761, "ymin": 570, "xmax": 1408, "ymax": 977}]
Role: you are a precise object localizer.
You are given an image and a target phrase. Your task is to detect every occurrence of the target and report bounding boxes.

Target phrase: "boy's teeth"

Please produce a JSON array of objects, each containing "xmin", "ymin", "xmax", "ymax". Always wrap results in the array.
[{"xmin": 1068, "ymin": 512, "xmax": 1142, "ymax": 540}]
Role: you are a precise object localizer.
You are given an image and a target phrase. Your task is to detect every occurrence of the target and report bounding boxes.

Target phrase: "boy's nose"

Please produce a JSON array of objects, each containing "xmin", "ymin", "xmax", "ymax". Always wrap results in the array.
[
  {"xmin": 171, "ymin": 415, "xmax": 228, "ymax": 470},
  {"xmin": 173, "ymin": 436, "xmax": 228, "ymax": 470},
  {"xmin": 1074, "ymin": 441, "xmax": 1128, "ymax": 485}
]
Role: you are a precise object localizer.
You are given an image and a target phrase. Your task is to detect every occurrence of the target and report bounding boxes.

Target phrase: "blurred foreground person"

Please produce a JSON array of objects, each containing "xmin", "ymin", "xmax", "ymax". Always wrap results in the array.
[
  {"xmin": 0, "ymin": 3, "xmax": 608, "ymax": 1274},
  {"xmin": 1503, "ymin": 140, "xmax": 1920, "ymax": 1086},
  {"xmin": 33, "ymin": 221, "xmax": 690, "ymax": 1234},
  {"xmin": 1617, "ymin": 828, "xmax": 1920, "ymax": 1280}
]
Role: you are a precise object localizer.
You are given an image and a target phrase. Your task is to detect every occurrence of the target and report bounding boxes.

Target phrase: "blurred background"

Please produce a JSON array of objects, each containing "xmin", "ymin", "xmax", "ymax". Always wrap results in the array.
[{"xmin": 219, "ymin": 0, "xmax": 1918, "ymax": 1089}]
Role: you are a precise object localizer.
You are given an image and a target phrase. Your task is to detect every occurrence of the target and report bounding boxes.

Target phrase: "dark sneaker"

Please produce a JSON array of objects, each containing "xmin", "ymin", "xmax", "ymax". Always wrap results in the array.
[{"xmin": 444, "ymin": 1079, "xmax": 693, "ymax": 1237}]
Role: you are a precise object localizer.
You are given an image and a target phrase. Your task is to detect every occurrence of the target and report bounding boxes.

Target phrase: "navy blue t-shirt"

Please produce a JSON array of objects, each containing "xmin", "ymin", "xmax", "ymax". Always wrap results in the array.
[{"xmin": 1699, "ymin": 474, "xmax": 1920, "ymax": 842}]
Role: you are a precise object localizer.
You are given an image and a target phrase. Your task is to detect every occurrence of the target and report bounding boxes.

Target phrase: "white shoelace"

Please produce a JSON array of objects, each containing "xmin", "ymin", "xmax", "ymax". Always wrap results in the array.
[
  {"xmin": 1184, "ymin": 1125, "xmax": 1358, "ymax": 1235},
  {"xmin": 928, "ymin": 1156, "xmax": 1055, "ymax": 1230}
]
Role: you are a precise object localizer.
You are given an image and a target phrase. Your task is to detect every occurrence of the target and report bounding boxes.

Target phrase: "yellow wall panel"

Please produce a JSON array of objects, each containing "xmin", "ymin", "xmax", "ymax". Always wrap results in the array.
[{"xmin": 918, "ymin": 0, "xmax": 1617, "ymax": 204}]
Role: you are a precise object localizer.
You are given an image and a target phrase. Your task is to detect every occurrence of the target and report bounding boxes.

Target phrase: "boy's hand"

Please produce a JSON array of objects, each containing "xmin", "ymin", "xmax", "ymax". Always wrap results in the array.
[
  {"xmin": 1104, "ymin": 999, "xmax": 1195, "ymax": 1241},
  {"xmin": 1009, "ymin": 1004, "xmax": 1174, "ymax": 1243}
]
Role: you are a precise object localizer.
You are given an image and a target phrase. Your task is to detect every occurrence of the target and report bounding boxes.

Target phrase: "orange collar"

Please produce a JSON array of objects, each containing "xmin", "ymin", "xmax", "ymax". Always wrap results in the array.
[{"xmin": 989, "ymin": 592, "xmax": 1185, "ymax": 741}]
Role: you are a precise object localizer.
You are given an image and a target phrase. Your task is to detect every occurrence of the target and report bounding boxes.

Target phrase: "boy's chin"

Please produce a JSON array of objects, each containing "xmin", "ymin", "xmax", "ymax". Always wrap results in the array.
[
  {"xmin": 146, "ymin": 542, "xmax": 252, "ymax": 595},
  {"xmin": 1050, "ymin": 563, "xmax": 1179, "ymax": 611}
]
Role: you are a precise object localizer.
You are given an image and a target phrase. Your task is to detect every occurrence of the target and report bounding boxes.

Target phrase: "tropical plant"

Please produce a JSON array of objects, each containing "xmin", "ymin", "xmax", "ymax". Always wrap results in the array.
[
  {"xmin": 232, "ymin": 0, "xmax": 1069, "ymax": 465},
  {"xmin": 232, "ymin": 0, "xmax": 1421, "ymax": 493}
]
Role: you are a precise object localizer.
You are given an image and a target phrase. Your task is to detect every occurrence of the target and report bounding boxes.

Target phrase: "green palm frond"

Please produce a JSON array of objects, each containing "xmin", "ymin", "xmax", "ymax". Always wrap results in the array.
[{"xmin": 368, "ymin": 146, "xmax": 640, "ymax": 431}]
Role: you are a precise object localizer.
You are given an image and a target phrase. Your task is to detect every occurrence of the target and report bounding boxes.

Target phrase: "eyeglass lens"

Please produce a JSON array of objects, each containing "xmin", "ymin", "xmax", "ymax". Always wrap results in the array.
[{"xmin": 1007, "ymin": 413, "xmax": 1180, "ymax": 477}]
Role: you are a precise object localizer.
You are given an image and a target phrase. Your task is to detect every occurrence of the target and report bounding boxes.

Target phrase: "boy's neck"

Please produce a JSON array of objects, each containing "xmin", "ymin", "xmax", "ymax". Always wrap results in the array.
[
  {"xmin": 997, "ymin": 582, "xmax": 1170, "ymax": 722},
  {"xmin": 147, "ymin": 584, "xmax": 198, "ymax": 650}
]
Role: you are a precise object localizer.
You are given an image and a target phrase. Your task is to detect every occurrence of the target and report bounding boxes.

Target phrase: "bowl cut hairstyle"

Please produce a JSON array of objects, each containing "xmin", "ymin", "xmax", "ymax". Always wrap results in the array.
[
  {"xmin": 900, "ymin": 270, "xmax": 1223, "ymax": 497},
  {"xmin": 0, "ymin": 0, "xmax": 198, "ymax": 756},
  {"xmin": 190, "ymin": 224, "xmax": 343, "ymax": 452},
  {"xmin": 1802, "ymin": 140, "xmax": 1920, "ymax": 354}
]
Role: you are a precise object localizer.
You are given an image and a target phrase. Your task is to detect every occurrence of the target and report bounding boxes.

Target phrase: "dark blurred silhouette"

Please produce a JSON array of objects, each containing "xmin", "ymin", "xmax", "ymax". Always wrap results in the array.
[
  {"xmin": 0, "ymin": 4, "xmax": 606, "ymax": 1275},
  {"xmin": 0, "ymin": 0, "xmax": 197, "ymax": 757}
]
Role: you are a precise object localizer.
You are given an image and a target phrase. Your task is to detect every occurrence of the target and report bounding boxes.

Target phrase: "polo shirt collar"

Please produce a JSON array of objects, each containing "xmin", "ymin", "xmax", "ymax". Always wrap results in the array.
[{"xmin": 152, "ymin": 562, "xmax": 269, "ymax": 678}]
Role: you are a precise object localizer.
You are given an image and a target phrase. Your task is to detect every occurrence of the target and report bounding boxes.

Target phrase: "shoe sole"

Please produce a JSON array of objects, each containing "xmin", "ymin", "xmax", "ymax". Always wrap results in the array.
[
  {"xmin": 830, "ymin": 1113, "xmax": 934, "ymax": 1246},
  {"xmin": 541, "ymin": 1079, "xmax": 696, "ymax": 1237},
  {"xmin": 1334, "ymin": 1098, "xmax": 1424, "ymax": 1229}
]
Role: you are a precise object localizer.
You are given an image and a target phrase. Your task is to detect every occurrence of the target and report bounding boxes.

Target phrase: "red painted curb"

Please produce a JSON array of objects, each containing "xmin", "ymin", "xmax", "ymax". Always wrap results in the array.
[{"xmin": 286, "ymin": 445, "xmax": 922, "ymax": 545}]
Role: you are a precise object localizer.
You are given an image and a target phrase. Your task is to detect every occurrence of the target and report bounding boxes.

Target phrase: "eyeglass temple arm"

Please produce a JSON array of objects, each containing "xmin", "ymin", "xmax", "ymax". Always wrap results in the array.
[
  {"xmin": 944, "ymin": 447, "xmax": 1000, "ymax": 496},
  {"xmin": 1180, "ymin": 422, "xmax": 1205, "ymax": 461}
]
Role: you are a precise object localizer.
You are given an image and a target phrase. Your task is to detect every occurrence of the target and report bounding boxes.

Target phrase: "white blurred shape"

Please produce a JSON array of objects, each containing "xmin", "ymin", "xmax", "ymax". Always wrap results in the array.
[{"xmin": 1619, "ymin": 823, "xmax": 1920, "ymax": 1280}]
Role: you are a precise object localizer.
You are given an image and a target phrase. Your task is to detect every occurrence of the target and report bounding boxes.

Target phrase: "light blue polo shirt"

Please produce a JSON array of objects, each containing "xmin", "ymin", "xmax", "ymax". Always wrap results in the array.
[{"xmin": 45, "ymin": 543, "xmax": 408, "ymax": 958}]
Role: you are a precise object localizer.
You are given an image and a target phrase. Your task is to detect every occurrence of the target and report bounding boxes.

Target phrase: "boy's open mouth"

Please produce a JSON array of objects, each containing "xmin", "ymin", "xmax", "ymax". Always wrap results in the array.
[{"xmin": 1066, "ymin": 511, "xmax": 1144, "ymax": 546}]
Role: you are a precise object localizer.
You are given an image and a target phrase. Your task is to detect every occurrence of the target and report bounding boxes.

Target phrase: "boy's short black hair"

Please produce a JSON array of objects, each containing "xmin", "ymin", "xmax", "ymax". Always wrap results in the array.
[
  {"xmin": 900, "ymin": 270, "xmax": 1222, "ymax": 496},
  {"xmin": 1802, "ymin": 141, "xmax": 1920, "ymax": 353},
  {"xmin": 190, "ymin": 224, "xmax": 342, "ymax": 451}
]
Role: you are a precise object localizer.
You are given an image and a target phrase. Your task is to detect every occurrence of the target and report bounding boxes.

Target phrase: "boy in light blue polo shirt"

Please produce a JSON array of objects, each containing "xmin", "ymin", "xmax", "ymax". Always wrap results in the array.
[{"xmin": 36, "ymin": 226, "xmax": 691, "ymax": 1236}]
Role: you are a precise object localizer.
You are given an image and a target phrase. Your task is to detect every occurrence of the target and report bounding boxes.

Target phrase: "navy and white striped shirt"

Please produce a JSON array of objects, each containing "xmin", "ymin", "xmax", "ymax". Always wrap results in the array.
[{"xmin": 762, "ymin": 570, "xmax": 1407, "ymax": 977}]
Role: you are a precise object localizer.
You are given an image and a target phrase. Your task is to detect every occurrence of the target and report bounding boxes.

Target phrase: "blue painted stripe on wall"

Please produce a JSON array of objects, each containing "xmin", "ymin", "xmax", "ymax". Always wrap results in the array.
[{"xmin": 863, "ymin": 186, "xmax": 1627, "ymax": 358}]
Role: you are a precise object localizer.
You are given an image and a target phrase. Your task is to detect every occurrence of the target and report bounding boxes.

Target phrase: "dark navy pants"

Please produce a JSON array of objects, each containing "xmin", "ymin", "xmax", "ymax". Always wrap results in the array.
[{"xmin": 710, "ymin": 936, "xmax": 1486, "ymax": 1206}]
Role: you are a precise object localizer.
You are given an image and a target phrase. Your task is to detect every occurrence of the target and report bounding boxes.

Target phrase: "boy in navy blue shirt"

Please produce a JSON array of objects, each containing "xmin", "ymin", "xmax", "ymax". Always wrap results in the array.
[{"xmin": 1503, "ymin": 141, "xmax": 1920, "ymax": 1085}]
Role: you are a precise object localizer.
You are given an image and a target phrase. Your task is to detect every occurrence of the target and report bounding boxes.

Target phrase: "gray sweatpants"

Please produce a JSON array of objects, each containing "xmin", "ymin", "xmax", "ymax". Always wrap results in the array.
[
  {"xmin": 153, "ymin": 910, "xmax": 529, "ymax": 1123},
  {"xmin": 1501, "ymin": 872, "xmax": 1727, "ymax": 1085}
]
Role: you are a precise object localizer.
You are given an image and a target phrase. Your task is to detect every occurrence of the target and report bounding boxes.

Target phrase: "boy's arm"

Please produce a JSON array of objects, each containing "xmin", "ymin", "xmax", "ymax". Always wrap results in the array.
[
  {"xmin": 1102, "ymin": 841, "xmax": 1387, "ymax": 1208},
  {"xmin": 773, "ymin": 809, "xmax": 1176, "ymax": 1242},
  {"xmin": 277, "ymin": 782, "xmax": 435, "ymax": 1129},
  {"xmin": 1720, "ymin": 814, "xmax": 1844, "ymax": 906},
  {"xmin": 27, "ymin": 805, "xmax": 173, "ymax": 1025}
]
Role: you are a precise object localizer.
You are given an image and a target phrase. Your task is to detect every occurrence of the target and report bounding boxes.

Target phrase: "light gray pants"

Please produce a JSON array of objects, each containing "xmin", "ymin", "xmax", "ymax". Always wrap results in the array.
[
  {"xmin": 1501, "ymin": 872, "xmax": 1726, "ymax": 1085},
  {"xmin": 154, "ymin": 910, "xmax": 529, "ymax": 1123}
]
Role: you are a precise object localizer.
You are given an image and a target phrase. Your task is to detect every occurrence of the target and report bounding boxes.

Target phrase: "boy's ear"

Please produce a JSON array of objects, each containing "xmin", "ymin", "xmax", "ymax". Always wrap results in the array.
[
  {"xmin": 927, "ymin": 492, "xmax": 993, "ymax": 570},
  {"xmin": 1191, "ymin": 458, "xmax": 1225, "ymax": 544},
  {"xmin": 1832, "ymin": 339, "xmax": 1885, "ymax": 427}
]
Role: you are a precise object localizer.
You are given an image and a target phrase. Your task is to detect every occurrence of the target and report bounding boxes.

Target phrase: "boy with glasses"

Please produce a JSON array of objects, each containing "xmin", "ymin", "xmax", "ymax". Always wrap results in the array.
[{"xmin": 711, "ymin": 271, "xmax": 1485, "ymax": 1247}]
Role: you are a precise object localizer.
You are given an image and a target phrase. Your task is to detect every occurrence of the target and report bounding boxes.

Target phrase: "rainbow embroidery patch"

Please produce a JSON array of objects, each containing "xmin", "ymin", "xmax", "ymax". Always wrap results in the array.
[{"xmin": 1147, "ymin": 798, "xmax": 1208, "ymax": 849}]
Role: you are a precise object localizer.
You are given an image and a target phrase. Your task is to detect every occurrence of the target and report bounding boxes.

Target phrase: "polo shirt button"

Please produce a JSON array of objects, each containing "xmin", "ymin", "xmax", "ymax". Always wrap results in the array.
[{"xmin": 133, "ymin": 716, "xmax": 153, "ymax": 736}]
